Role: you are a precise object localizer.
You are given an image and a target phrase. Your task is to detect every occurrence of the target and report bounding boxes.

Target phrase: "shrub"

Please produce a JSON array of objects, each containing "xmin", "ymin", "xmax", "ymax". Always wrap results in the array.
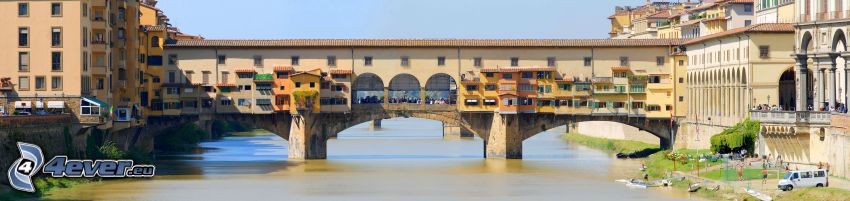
[{"xmin": 710, "ymin": 119, "xmax": 760, "ymax": 154}]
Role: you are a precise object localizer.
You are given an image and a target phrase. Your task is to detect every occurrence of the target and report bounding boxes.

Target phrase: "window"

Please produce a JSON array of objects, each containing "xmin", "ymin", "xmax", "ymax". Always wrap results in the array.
[
  {"xmin": 665, "ymin": 105, "xmax": 673, "ymax": 111},
  {"xmin": 759, "ymin": 46, "xmax": 770, "ymax": 58},
  {"xmin": 745, "ymin": 20, "xmax": 752, "ymax": 26},
  {"xmin": 310, "ymin": 82, "xmax": 316, "ymax": 88},
  {"xmin": 679, "ymin": 96, "xmax": 684, "ymax": 102},
  {"xmin": 83, "ymin": 52, "xmax": 88, "ymax": 71},
  {"xmin": 401, "ymin": 56, "xmax": 410, "ymax": 66},
  {"xmin": 466, "ymin": 85, "xmax": 478, "ymax": 91},
  {"xmin": 679, "ymin": 77, "xmax": 684, "ymax": 83},
  {"xmin": 254, "ymin": 55, "xmax": 263, "ymax": 67},
  {"xmin": 18, "ymin": 52, "xmax": 29, "ymax": 71},
  {"xmin": 502, "ymin": 73, "xmax": 513, "ymax": 79},
  {"xmin": 151, "ymin": 36, "xmax": 160, "ymax": 47},
  {"xmin": 510, "ymin": 57, "xmax": 519, "ymax": 66},
  {"xmin": 117, "ymin": 28, "xmax": 125, "ymax": 40},
  {"xmin": 484, "ymin": 99, "xmax": 497, "ymax": 106},
  {"xmin": 474, "ymin": 57, "xmax": 482, "ymax": 67},
  {"xmin": 148, "ymin": 55, "xmax": 164, "ymax": 66},
  {"xmin": 242, "ymin": 85, "xmax": 251, "ymax": 91},
  {"xmin": 18, "ymin": 3, "xmax": 28, "ymax": 16},
  {"xmin": 203, "ymin": 72, "xmax": 211, "ymax": 84},
  {"xmin": 364, "ymin": 56, "xmax": 373, "ymax": 66},
  {"xmin": 221, "ymin": 72, "xmax": 229, "ymax": 83},
  {"xmin": 82, "ymin": 27, "xmax": 88, "ymax": 47},
  {"xmin": 80, "ymin": 99, "xmax": 101, "ymax": 116},
  {"xmin": 18, "ymin": 77, "xmax": 29, "ymax": 90},
  {"xmin": 678, "ymin": 60, "xmax": 684, "ymax": 66},
  {"xmin": 51, "ymin": 27, "xmax": 62, "ymax": 47},
  {"xmin": 583, "ymin": 57, "xmax": 592, "ymax": 66},
  {"xmin": 51, "ymin": 2, "xmax": 62, "ymax": 16},
  {"xmin": 485, "ymin": 84, "xmax": 497, "ymax": 91},
  {"xmin": 558, "ymin": 84, "xmax": 572, "ymax": 91},
  {"xmin": 82, "ymin": 3, "xmax": 87, "ymax": 17},
  {"xmin": 168, "ymin": 71, "xmax": 176, "ymax": 83},
  {"xmin": 51, "ymin": 52, "xmax": 62, "ymax": 71},
  {"xmin": 518, "ymin": 84, "xmax": 534, "ymax": 92},
  {"xmin": 19, "ymin": 27, "xmax": 28, "ymax": 47},
  {"xmin": 238, "ymin": 99, "xmax": 251, "ymax": 106},
  {"xmin": 35, "ymin": 76, "xmax": 45, "ymax": 90},
  {"xmin": 295, "ymin": 82, "xmax": 301, "ymax": 88},
  {"xmin": 51, "ymin": 76, "xmax": 62, "ymax": 90},
  {"xmin": 217, "ymin": 55, "xmax": 226, "ymax": 64},
  {"xmin": 619, "ymin": 56, "xmax": 629, "ymax": 66},
  {"xmin": 744, "ymin": 5, "xmax": 752, "ymax": 12},
  {"xmin": 165, "ymin": 54, "xmax": 177, "ymax": 65},
  {"xmin": 656, "ymin": 56, "xmax": 664, "ymax": 66},
  {"xmin": 547, "ymin": 57, "xmax": 556, "ymax": 67},
  {"xmin": 327, "ymin": 56, "xmax": 336, "ymax": 66},
  {"xmin": 97, "ymin": 78, "xmax": 104, "ymax": 89},
  {"xmin": 291, "ymin": 56, "xmax": 300, "ymax": 65},
  {"xmin": 484, "ymin": 72, "xmax": 494, "ymax": 77},
  {"xmin": 437, "ymin": 56, "xmax": 446, "ymax": 66}
]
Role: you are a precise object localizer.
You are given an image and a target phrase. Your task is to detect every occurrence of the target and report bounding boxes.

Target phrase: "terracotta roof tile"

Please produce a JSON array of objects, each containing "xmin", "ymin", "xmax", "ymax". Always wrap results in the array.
[
  {"xmin": 234, "ymin": 69, "xmax": 256, "ymax": 73},
  {"xmin": 330, "ymin": 69, "xmax": 352, "ymax": 75},
  {"xmin": 684, "ymin": 23, "xmax": 794, "ymax": 45},
  {"xmin": 167, "ymin": 39, "xmax": 686, "ymax": 48},
  {"xmin": 274, "ymin": 66, "xmax": 295, "ymax": 72}
]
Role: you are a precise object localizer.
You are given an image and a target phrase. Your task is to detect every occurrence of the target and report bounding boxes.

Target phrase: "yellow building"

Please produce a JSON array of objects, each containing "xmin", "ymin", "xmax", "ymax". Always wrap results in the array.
[{"xmin": 290, "ymin": 69, "xmax": 323, "ymax": 113}]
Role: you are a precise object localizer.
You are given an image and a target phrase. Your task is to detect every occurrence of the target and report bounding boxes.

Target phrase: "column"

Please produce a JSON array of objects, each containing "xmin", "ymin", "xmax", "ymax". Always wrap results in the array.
[
  {"xmin": 484, "ymin": 114, "xmax": 523, "ymax": 159},
  {"xmin": 289, "ymin": 113, "xmax": 329, "ymax": 160},
  {"xmin": 846, "ymin": 65, "xmax": 850, "ymax": 107},
  {"xmin": 795, "ymin": 55, "xmax": 808, "ymax": 111},
  {"xmin": 829, "ymin": 62, "xmax": 837, "ymax": 109},
  {"xmin": 816, "ymin": 68, "xmax": 824, "ymax": 110}
]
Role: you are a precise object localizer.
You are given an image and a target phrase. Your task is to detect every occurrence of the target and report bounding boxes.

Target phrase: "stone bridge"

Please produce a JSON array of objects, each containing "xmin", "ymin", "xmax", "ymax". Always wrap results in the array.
[{"xmin": 217, "ymin": 104, "xmax": 676, "ymax": 160}]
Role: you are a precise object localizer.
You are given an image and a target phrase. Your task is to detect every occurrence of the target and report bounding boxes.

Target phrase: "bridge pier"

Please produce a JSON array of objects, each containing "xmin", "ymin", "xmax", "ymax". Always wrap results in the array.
[
  {"xmin": 443, "ymin": 123, "xmax": 474, "ymax": 139},
  {"xmin": 288, "ymin": 113, "xmax": 329, "ymax": 160},
  {"xmin": 484, "ymin": 114, "xmax": 523, "ymax": 159},
  {"xmin": 369, "ymin": 119, "xmax": 382, "ymax": 130}
]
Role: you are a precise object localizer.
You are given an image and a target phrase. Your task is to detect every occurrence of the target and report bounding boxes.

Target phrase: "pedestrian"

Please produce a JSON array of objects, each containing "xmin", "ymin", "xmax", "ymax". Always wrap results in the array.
[{"xmin": 762, "ymin": 167, "xmax": 769, "ymax": 185}]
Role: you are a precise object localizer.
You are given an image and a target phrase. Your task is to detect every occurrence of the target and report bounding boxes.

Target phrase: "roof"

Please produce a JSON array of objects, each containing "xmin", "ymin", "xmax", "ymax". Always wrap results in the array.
[
  {"xmin": 330, "ymin": 69, "xmax": 352, "ymax": 75},
  {"xmin": 292, "ymin": 70, "xmax": 322, "ymax": 77},
  {"xmin": 684, "ymin": 23, "xmax": 794, "ymax": 45},
  {"xmin": 274, "ymin": 66, "xmax": 295, "ymax": 72},
  {"xmin": 166, "ymin": 39, "xmax": 686, "ymax": 48},
  {"xmin": 234, "ymin": 69, "xmax": 257, "ymax": 73}
]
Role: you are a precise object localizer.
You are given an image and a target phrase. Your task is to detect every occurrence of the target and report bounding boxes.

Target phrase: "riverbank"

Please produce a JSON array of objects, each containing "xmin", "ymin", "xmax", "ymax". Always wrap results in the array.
[{"xmin": 563, "ymin": 132, "xmax": 850, "ymax": 201}]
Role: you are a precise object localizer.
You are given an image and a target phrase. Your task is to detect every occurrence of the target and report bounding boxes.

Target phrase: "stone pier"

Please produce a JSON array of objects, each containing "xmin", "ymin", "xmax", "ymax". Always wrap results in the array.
[
  {"xmin": 369, "ymin": 119, "xmax": 382, "ymax": 130},
  {"xmin": 483, "ymin": 114, "xmax": 523, "ymax": 159},
  {"xmin": 288, "ymin": 112, "xmax": 329, "ymax": 160}
]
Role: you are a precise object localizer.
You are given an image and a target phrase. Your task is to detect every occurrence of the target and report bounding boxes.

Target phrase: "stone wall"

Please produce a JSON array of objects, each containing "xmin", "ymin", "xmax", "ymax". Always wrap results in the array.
[
  {"xmin": 576, "ymin": 121, "xmax": 660, "ymax": 145},
  {"xmin": 0, "ymin": 121, "xmax": 90, "ymax": 185}
]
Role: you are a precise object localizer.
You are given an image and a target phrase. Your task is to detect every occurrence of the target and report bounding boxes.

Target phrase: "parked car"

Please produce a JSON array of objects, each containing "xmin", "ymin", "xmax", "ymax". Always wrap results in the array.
[{"xmin": 778, "ymin": 169, "xmax": 828, "ymax": 191}]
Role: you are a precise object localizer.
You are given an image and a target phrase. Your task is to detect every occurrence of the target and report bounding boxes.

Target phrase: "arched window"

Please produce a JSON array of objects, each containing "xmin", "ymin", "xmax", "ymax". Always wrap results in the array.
[{"xmin": 151, "ymin": 36, "xmax": 160, "ymax": 48}]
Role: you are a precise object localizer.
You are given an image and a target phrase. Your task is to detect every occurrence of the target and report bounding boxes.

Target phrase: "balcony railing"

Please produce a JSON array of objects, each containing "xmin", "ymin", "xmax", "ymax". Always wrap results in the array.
[
  {"xmin": 749, "ymin": 111, "xmax": 831, "ymax": 125},
  {"xmin": 799, "ymin": 14, "xmax": 812, "ymax": 23},
  {"xmin": 592, "ymin": 77, "xmax": 613, "ymax": 83}
]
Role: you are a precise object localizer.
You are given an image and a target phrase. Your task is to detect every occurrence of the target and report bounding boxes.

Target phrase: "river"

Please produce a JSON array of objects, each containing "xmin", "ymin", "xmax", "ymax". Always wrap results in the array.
[{"xmin": 46, "ymin": 118, "xmax": 702, "ymax": 201}]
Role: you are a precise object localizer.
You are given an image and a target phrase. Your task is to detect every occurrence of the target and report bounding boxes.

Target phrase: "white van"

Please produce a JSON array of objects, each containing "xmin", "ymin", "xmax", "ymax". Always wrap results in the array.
[{"xmin": 778, "ymin": 169, "xmax": 828, "ymax": 191}]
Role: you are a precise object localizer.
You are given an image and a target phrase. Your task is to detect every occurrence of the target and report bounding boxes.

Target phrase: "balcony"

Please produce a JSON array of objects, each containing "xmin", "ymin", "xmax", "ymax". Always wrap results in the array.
[
  {"xmin": 592, "ymin": 77, "xmax": 613, "ymax": 83},
  {"xmin": 749, "ymin": 111, "xmax": 831, "ymax": 125},
  {"xmin": 91, "ymin": 41, "xmax": 107, "ymax": 52},
  {"xmin": 647, "ymin": 82, "xmax": 673, "ymax": 90},
  {"xmin": 92, "ymin": 19, "xmax": 106, "ymax": 29},
  {"xmin": 799, "ymin": 14, "xmax": 812, "ymax": 23}
]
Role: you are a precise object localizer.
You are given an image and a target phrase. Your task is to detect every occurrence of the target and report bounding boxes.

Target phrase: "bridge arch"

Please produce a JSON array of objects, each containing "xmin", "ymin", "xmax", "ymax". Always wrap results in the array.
[
  {"xmin": 352, "ymin": 73, "xmax": 385, "ymax": 104},
  {"xmin": 832, "ymin": 28, "xmax": 847, "ymax": 52},
  {"xmin": 388, "ymin": 74, "xmax": 421, "ymax": 103},
  {"xmin": 424, "ymin": 73, "xmax": 457, "ymax": 104},
  {"xmin": 800, "ymin": 31, "xmax": 813, "ymax": 54}
]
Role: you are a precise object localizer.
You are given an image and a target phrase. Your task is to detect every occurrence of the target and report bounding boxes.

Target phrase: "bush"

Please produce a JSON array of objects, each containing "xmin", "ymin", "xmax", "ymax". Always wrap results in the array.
[
  {"xmin": 710, "ymin": 119, "xmax": 760, "ymax": 154},
  {"xmin": 155, "ymin": 123, "xmax": 208, "ymax": 151},
  {"xmin": 97, "ymin": 141, "xmax": 125, "ymax": 160}
]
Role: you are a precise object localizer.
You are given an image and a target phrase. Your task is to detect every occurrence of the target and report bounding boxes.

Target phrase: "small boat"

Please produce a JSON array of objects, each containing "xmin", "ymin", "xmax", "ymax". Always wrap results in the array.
[
  {"xmin": 625, "ymin": 179, "xmax": 648, "ymax": 188},
  {"xmin": 615, "ymin": 179, "xmax": 631, "ymax": 183},
  {"xmin": 688, "ymin": 183, "xmax": 701, "ymax": 192}
]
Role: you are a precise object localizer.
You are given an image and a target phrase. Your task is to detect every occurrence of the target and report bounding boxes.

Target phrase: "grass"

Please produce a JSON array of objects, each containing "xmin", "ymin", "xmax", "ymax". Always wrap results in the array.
[
  {"xmin": 702, "ymin": 168, "xmax": 784, "ymax": 181},
  {"xmin": 561, "ymin": 133, "xmax": 658, "ymax": 154},
  {"xmin": 644, "ymin": 149, "xmax": 723, "ymax": 179},
  {"xmin": 775, "ymin": 187, "xmax": 850, "ymax": 201},
  {"xmin": 0, "ymin": 177, "xmax": 94, "ymax": 200}
]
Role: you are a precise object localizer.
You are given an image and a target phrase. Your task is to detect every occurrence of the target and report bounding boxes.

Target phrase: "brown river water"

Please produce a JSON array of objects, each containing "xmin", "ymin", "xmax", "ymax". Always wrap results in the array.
[{"xmin": 45, "ymin": 118, "xmax": 704, "ymax": 201}]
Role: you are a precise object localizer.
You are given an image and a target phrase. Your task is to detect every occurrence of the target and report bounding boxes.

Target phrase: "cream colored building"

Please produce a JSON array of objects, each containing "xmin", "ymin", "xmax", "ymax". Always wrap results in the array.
[
  {"xmin": 755, "ymin": 0, "xmax": 796, "ymax": 23},
  {"xmin": 682, "ymin": 23, "xmax": 795, "ymax": 149},
  {"xmin": 0, "ymin": 0, "xmax": 110, "ymax": 124}
]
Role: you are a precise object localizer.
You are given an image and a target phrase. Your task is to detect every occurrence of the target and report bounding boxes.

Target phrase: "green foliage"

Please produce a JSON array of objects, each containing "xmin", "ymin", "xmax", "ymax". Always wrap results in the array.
[
  {"xmin": 254, "ymin": 73, "xmax": 274, "ymax": 81},
  {"xmin": 710, "ymin": 119, "xmax": 760, "ymax": 154},
  {"xmin": 62, "ymin": 126, "xmax": 76, "ymax": 158},
  {"xmin": 124, "ymin": 146, "xmax": 153, "ymax": 164},
  {"xmin": 561, "ymin": 133, "xmax": 658, "ymax": 154},
  {"xmin": 210, "ymin": 120, "xmax": 252, "ymax": 139},
  {"xmin": 155, "ymin": 123, "xmax": 207, "ymax": 152},
  {"xmin": 85, "ymin": 129, "xmax": 106, "ymax": 159},
  {"xmin": 97, "ymin": 141, "xmax": 125, "ymax": 160}
]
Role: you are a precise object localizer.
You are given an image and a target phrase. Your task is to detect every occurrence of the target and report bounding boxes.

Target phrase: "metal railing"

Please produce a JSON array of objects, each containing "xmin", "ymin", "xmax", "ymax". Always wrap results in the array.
[
  {"xmin": 352, "ymin": 103, "xmax": 456, "ymax": 112},
  {"xmin": 749, "ymin": 111, "xmax": 831, "ymax": 125}
]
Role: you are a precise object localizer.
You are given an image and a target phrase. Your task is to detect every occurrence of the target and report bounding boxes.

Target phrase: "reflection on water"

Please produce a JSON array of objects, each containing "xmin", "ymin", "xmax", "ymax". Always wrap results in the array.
[{"xmin": 46, "ymin": 118, "xmax": 701, "ymax": 201}]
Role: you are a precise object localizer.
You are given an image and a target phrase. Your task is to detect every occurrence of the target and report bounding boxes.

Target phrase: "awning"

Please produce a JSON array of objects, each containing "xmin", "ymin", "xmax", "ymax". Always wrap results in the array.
[
  {"xmin": 484, "ymin": 99, "xmax": 497, "ymax": 103},
  {"xmin": 48, "ymin": 101, "xmax": 65, "ymax": 109},
  {"xmin": 82, "ymin": 97, "xmax": 109, "ymax": 107},
  {"xmin": 14, "ymin": 101, "xmax": 30, "ymax": 108},
  {"xmin": 35, "ymin": 101, "xmax": 44, "ymax": 108},
  {"xmin": 465, "ymin": 99, "xmax": 479, "ymax": 103}
]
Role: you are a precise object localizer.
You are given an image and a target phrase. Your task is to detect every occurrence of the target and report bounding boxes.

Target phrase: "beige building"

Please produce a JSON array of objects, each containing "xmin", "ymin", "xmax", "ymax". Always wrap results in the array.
[
  {"xmin": 0, "ymin": 0, "xmax": 110, "ymax": 124},
  {"xmin": 682, "ymin": 23, "xmax": 795, "ymax": 149},
  {"xmin": 755, "ymin": 0, "xmax": 796, "ymax": 23}
]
